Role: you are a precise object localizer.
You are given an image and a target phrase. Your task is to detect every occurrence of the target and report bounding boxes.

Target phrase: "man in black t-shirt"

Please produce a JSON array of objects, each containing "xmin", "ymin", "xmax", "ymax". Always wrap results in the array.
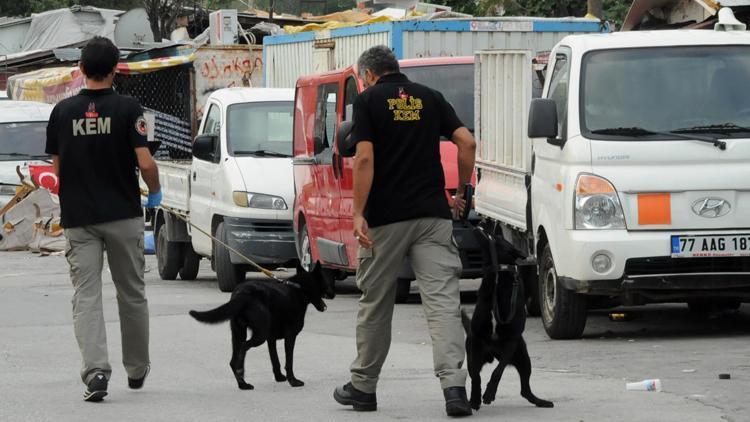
[
  {"xmin": 333, "ymin": 46, "xmax": 477, "ymax": 417},
  {"xmin": 46, "ymin": 37, "xmax": 161, "ymax": 402}
]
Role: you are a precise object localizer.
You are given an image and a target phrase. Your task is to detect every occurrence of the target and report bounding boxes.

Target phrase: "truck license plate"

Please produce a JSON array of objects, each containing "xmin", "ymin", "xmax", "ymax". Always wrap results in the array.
[{"xmin": 671, "ymin": 234, "xmax": 750, "ymax": 258}]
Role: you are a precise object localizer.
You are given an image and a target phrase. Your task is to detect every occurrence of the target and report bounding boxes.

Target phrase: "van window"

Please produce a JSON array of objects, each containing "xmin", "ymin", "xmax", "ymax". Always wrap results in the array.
[
  {"xmin": 344, "ymin": 77, "xmax": 358, "ymax": 120},
  {"xmin": 401, "ymin": 63, "xmax": 473, "ymax": 131},
  {"xmin": 546, "ymin": 51, "xmax": 570, "ymax": 139},
  {"xmin": 203, "ymin": 103, "xmax": 221, "ymax": 135},
  {"xmin": 314, "ymin": 83, "xmax": 339, "ymax": 153}
]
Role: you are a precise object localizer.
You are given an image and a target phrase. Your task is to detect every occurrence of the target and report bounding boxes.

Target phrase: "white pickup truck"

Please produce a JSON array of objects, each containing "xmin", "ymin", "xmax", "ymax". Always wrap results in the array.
[
  {"xmin": 474, "ymin": 17, "xmax": 750, "ymax": 339},
  {"xmin": 152, "ymin": 88, "xmax": 297, "ymax": 292}
]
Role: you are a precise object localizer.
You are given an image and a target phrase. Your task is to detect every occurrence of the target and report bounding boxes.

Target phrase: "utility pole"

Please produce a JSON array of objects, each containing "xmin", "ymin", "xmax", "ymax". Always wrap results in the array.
[
  {"xmin": 270, "ymin": 0, "xmax": 274, "ymax": 20},
  {"xmin": 587, "ymin": 0, "xmax": 603, "ymax": 19}
]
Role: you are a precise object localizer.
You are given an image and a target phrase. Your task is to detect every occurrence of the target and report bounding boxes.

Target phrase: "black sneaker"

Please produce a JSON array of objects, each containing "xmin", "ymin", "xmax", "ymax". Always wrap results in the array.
[
  {"xmin": 444, "ymin": 386, "xmax": 472, "ymax": 417},
  {"xmin": 128, "ymin": 365, "xmax": 150, "ymax": 389},
  {"xmin": 333, "ymin": 382, "xmax": 377, "ymax": 411},
  {"xmin": 83, "ymin": 373, "xmax": 108, "ymax": 402}
]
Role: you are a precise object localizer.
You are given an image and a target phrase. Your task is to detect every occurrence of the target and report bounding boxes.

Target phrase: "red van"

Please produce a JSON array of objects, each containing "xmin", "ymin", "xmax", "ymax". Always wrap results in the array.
[{"xmin": 292, "ymin": 56, "xmax": 481, "ymax": 302}]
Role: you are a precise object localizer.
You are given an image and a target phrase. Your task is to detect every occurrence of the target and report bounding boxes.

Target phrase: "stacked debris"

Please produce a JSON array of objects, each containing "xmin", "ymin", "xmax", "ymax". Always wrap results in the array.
[{"xmin": 0, "ymin": 167, "xmax": 64, "ymax": 254}]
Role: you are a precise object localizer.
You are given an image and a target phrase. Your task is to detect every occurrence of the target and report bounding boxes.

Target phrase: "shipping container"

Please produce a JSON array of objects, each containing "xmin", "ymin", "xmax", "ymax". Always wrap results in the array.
[{"xmin": 263, "ymin": 17, "xmax": 608, "ymax": 88}]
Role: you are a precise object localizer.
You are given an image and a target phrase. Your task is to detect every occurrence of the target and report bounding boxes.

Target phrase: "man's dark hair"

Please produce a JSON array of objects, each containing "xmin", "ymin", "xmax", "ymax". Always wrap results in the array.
[
  {"xmin": 80, "ymin": 37, "xmax": 119, "ymax": 81},
  {"xmin": 357, "ymin": 45, "xmax": 399, "ymax": 78}
]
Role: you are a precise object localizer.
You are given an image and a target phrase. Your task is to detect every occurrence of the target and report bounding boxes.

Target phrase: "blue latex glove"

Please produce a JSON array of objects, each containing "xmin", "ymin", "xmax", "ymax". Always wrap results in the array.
[{"xmin": 143, "ymin": 190, "xmax": 162, "ymax": 208}]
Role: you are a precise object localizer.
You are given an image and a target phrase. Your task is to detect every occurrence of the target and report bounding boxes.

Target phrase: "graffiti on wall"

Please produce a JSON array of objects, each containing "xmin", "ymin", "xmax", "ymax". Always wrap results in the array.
[{"xmin": 194, "ymin": 47, "xmax": 264, "ymax": 120}]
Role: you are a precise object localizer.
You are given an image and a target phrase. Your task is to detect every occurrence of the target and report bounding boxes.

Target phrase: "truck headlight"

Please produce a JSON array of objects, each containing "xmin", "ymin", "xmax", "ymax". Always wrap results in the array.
[
  {"xmin": 574, "ymin": 174, "xmax": 625, "ymax": 230},
  {"xmin": 233, "ymin": 191, "xmax": 287, "ymax": 210}
]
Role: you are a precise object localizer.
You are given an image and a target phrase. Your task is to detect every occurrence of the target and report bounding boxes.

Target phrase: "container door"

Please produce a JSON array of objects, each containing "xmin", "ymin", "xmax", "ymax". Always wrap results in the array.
[{"xmin": 474, "ymin": 50, "xmax": 534, "ymax": 231}]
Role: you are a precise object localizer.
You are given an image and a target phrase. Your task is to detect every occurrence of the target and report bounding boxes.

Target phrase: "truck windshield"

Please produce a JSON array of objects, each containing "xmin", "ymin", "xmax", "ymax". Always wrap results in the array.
[
  {"xmin": 227, "ymin": 101, "xmax": 294, "ymax": 157},
  {"xmin": 401, "ymin": 64, "xmax": 474, "ymax": 132},
  {"xmin": 0, "ymin": 122, "xmax": 49, "ymax": 161},
  {"xmin": 582, "ymin": 46, "xmax": 750, "ymax": 139}
]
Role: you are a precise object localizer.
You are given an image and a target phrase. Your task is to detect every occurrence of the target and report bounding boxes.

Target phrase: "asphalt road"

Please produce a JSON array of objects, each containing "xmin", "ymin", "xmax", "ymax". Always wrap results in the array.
[{"xmin": 1, "ymin": 251, "xmax": 747, "ymax": 421}]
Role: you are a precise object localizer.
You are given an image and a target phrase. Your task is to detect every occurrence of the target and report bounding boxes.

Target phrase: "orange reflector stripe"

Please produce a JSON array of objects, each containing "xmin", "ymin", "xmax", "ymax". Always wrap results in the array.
[{"xmin": 638, "ymin": 193, "xmax": 671, "ymax": 225}]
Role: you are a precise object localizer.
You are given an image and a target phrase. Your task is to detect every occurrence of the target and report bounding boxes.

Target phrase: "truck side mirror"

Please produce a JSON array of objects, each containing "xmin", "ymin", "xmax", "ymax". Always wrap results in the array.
[
  {"xmin": 313, "ymin": 136, "xmax": 325, "ymax": 155},
  {"xmin": 336, "ymin": 120, "xmax": 355, "ymax": 158},
  {"xmin": 528, "ymin": 99, "xmax": 561, "ymax": 146},
  {"xmin": 193, "ymin": 134, "xmax": 218, "ymax": 162}
]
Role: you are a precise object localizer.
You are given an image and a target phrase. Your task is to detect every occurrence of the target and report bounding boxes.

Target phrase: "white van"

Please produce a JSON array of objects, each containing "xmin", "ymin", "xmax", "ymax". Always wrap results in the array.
[
  {"xmin": 475, "ymin": 25, "xmax": 750, "ymax": 338},
  {"xmin": 0, "ymin": 101, "xmax": 53, "ymax": 208},
  {"xmin": 151, "ymin": 88, "xmax": 297, "ymax": 292}
]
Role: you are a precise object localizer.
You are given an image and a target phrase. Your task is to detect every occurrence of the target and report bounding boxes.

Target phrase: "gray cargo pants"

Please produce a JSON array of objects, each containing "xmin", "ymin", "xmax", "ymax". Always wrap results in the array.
[
  {"xmin": 350, "ymin": 217, "xmax": 467, "ymax": 393},
  {"xmin": 64, "ymin": 217, "xmax": 149, "ymax": 384}
]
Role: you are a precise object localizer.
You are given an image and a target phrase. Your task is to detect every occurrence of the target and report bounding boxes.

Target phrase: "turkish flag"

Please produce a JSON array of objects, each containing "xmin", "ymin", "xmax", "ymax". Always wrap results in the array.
[{"xmin": 29, "ymin": 165, "xmax": 59, "ymax": 194}]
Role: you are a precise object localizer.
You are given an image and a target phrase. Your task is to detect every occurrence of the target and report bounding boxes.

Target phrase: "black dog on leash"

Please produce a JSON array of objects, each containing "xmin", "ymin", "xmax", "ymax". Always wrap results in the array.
[
  {"xmin": 189, "ymin": 266, "xmax": 334, "ymax": 390},
  {"xmin": 462, "ymin": 226, "xmax": 553, "ymax": 411}
]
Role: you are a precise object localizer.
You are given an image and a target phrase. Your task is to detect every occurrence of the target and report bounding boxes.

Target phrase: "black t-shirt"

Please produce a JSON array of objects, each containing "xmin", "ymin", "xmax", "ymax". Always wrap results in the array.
[
  {"xmin": 350, "ymin": 73, "xmax": 463, "ymax": 227},
  {"xmin": 46, "ymin": 88, "xmax": 148, "ymax": 228}
]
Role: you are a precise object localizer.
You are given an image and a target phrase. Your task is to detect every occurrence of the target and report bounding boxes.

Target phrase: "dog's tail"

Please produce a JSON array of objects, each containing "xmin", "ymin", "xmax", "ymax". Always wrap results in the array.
[
  {"xmin": 189, "ymin": 294, "xmax": 251, "ymax": 324},
  {"xmin": 460, "ymin": 309, "xmax": 472, "ymax": 335}
]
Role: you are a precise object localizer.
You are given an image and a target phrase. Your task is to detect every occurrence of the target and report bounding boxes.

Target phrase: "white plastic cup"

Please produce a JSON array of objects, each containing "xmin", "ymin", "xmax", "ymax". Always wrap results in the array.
[{"xmin": 626, "ymin": 379, "xmax": 662, "ymax": 392}]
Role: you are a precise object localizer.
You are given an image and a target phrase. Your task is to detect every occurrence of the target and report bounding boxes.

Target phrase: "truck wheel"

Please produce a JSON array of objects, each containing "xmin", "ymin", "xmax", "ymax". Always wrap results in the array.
[
  {"xmin": 539, "ymin": 243, "xmax": 587, "ymax": 339},
  {"xmin": 395, "ymin": 279, "xmax": 411, "ymax": 304},
  {"xmin": 521, "ymin": 265, "xmax": 541, "ymax": 317},
  {"xmin": 156, "ymin": 223, "xmax": 183, "ymax": 281},
  {"xmin": 688, "ymin": 300, "xmax": 741, "ymax": 315},
  {"xmin": 179, "ymin": 243, "xmax": 201, "ymax": 281},
  {"xmin": 215, "ymin": 222, "xmax": 246, "ymax": 292}
]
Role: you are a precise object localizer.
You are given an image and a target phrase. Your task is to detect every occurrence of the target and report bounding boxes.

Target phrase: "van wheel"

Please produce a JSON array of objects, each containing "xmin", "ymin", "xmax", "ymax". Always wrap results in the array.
[
  {"xmin": 396, "ymin": 279, "xmax": 411, "ymax": 304},
  {"xmin": 298, "ymin": 224, "xmax": 314, "ymax": 272},
  {"xmin": 156, "ymin": 223, "xmax": 183, "ymax": 280},
  {"xmin": 179, "ymin": 243, "xmax": 201, "ymax": 281},
  {"xmin": 539, "ymin": 243, "xmax": 587, "ymax": 339},
  {"xmin": 521, "ymin": 265, "xmax": 541, "ymax": 316},
  {"xmin": 215, "ymin": 222, "xmax": 246, "ymax": 292}
]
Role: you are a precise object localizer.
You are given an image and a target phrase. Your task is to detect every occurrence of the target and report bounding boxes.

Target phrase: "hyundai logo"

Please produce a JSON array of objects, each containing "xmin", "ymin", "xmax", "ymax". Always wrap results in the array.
[{"xmin": 691, "ymin": 197, "xmax": 731, "ymax": 218}]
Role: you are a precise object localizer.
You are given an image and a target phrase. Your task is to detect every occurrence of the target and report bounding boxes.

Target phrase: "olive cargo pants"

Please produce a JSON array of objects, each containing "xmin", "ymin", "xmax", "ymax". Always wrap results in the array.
[
  {"xmin": 350, "ymin": 217, "xmax": 467, "ymax": 393},
  {"xmin": 65, "ymin": 217, "xmax": 149, "ymax": 384}
]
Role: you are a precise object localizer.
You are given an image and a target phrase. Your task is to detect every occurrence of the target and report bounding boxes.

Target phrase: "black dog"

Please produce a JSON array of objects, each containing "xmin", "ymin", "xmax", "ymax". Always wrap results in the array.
[
  {"xmin": 462, "ymin": 226, "xmax": 553, "ymax": 411},
  {"xmin": 189, "ymin": 266, "xmax": 334, "ymax": 390}
]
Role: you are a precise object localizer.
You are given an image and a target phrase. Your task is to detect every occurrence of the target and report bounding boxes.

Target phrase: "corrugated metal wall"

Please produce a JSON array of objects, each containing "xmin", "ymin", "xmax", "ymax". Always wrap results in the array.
[
  {"xmin": 401, "ymin": 30, "xmax": 577, "ymax": 58},
  {"xmin": 333, "ymin": 31, "xmax": 390, "ymax": 71},
  {"xmin": 266, "ymin": 32, "xmax": 390, "ymax": 88},
  {"xmin": 265, "ymin": 40, "xmax": 315, "ymax": 88}
]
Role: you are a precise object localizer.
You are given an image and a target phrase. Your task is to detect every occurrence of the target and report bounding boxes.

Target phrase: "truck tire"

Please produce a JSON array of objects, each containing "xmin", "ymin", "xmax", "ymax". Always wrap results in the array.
[
  {"xmin": 688, "ymin": 300, "xmax": 741, "ymax": 315},
  {"xmin": 156, "ymin": 223, "xmax": 183, "ymax": 281},
  {"xmin": 521, "ymin": 265, "xmax": 541, "ymax": 317},
  {"xmin": 215, "ymin": 222, "xmax": 246, "ymax": 292},
  {"xmin": 179, "ymin": 243, "xmax": 201, "ymax": 281},
  {"xmin": 395, "ymin": 279, "xmax": 411, "ymax": 304},
  {"xmin": 539, "ymin": 243, "xmax": 587, "ymax": 339}
]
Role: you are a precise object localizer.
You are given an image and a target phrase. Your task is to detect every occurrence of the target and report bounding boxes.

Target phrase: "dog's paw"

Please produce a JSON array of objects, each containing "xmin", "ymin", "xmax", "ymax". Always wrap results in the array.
[
  {"xmin": 238, "ymin": 382, "xmax": 255, "ymax": 390},
  {"xmin": 274, "ymin": 374, "xmax": 287, "ymax": 382},
  {"xmin": 482, "ymin": 391, "xmax": 497, "ymax": 405},
  {"xmin": 469, "ymin": 398, "xmax": 481, "ymax": 411},
  {"xmin": 535, "ymin": 399, "xmax": 554, "ymax": 408},
  {"xmin": 288, "ymin": 378, "xmax": 305, "ymax": 387}
]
